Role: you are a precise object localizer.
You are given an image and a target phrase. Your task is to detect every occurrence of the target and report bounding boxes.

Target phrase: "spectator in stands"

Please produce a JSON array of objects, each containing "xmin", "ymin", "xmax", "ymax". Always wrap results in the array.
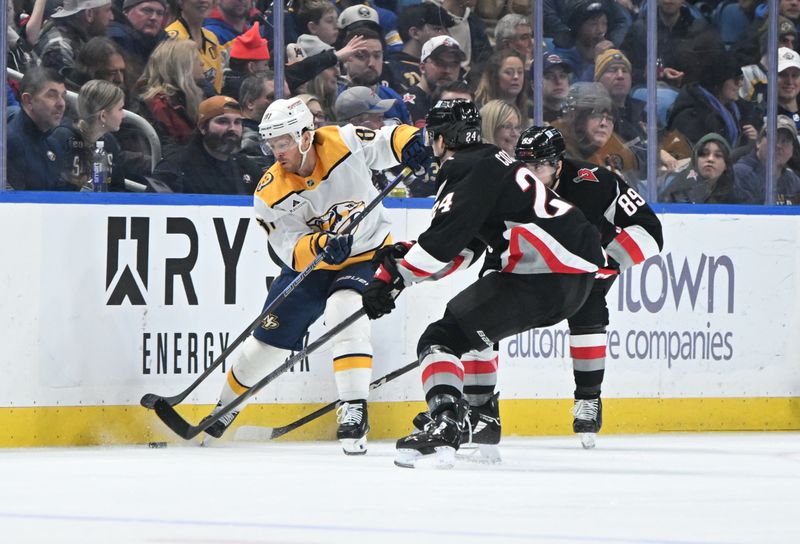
[
  {"xmin": 545, "ymin": 0, "xmax": 629, "ymax": 49},
  {"xmin": 423, "ymin": 0, "xmax": 492, "ymax": 78},
  {"xmin": 297, "ymin": 93, "xmax": 329, "ymax": 128},
  {"xmin": 166, "ymin": 0, "xmax": 223, "ymax": 93},
  {"xmin": 238, "ymin": 73, "xmax": 276, "ymax": 171},
  {"xmin": 70, "ymin": 37, "xmax": 129, "ymax": 92},
  {"xmin": 108, "ymin": 0, "xmax": 168, "ymax": 81},
  {"xmin": 552, "ymin": 0, "xmax": 614, "ymax": 83},
  {"xmin": 337, "ymin": 1, "xmax": 402, "ymax": 52},
  {"xmin": 296, "ymin": 0, "xmax": 340, "ymax": 54},
  {"xmin": 153, "ymin": 95, "xmax": 263, "ymax": 193},
  {"xmin": 594, "ymin": 48, "xmax": 644, "ymax": 143},
  {"xmin": 739, "ymin": 21, "xmax": 796, "ymax": 126},
  {"xmin": 494, "ymin": 13, "xmax": 533, "ymax": 69},
  {"xmin": 777, "ymin": 47, "xmax": 800, "ymax": 134},
  {"xmin": 475, "ymin": 50, "xmax": 529, "ymax": 120},
  {"xmin": 734, "ymin": 2, "xmax": 800, "ymax": 66},
  {"xmin": 553, "ymin": 82, "xmax": 639, "ymax": 180},
  {"xmin": 432, "ymin": 79, "xmax": 473, "ymax": 103},
  {"xmin": 285, "ymin": 34, "xmax": 370, "ymax": 96},
  {"xmin": 402, "ymin": 35, "xmax": 465, "ymax": 125},
  {"xmin": 540, "ymin": 51, "xmax": 574, "ymax": 123},
  {"xmin": 203, "ymin": 0, "xmax": 252, "ymax": 47},
  {"xmin": 480, "ymin": 99, "xmax": 522, "ymax": 157},
  {"xmin": 660, "ymin": 132, "xmax": 736, "ymax": 203},
  {"xmin": 7, "ymin": 67, "xmax": 68, "ymax": 190},
  {"xmin": 667, "ymin": 50, "xmax": 754, "ymax": 149},
  {"xmin": 51, "ymin": 79, "xmax": 127, "ymax": 191},
  {"xmin": 35, "ymin": 0, "xmax": 114, "ymax": 79},
  {"xmin": 137, "ymin": 39, "xmax": 205, "ymax": 159},
  {"xmin": 339, "ymin": 28, "xmax": 410, "ymax": 123},
  {"xmin": 621, "ymin": 0, "xmax": 713, "ymax": 86},
  {"xmin": 222, "ymin": 22, "xmax": 270, "ymax": 100},
  {"xmin": 386, "ymin": 3, "xmax": 452, "ymax": 92},
  {"xmin": 733, "ymin": 115, "xmax": 800, "ymax": 204},
  {"xmin": 335, "ymin": 85, "xmax": 395, "ymax": 129}
]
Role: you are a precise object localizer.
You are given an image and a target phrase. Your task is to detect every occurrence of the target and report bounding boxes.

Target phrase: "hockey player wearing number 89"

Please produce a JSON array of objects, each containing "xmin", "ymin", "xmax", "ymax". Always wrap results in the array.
[
  {"xmin": 515, "ymin": 125, "xmax": 664, "ymax": 448},
  {"xmin": 201, "ymin": 97, "xmax": 428, "ymax": 455},
  {"xmin": 361, "ymin": 99, "xmax": 607, "ymax": 468}
]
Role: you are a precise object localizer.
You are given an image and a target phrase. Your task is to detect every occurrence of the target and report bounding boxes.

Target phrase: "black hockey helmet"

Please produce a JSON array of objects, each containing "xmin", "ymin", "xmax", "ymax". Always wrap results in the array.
[
  {"xmin": 515, "ymin": 126, "xmax": 566, "ymax": 164},
  {"xmin": 424, "ymin": 99, "xmax": 482, "ymax": 149}
]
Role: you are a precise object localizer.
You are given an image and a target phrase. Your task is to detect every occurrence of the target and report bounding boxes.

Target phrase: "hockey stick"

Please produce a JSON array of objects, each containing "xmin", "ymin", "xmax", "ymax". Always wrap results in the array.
[
  {"xmin": 234, "ymin": 358, "xmax": 420, "ymax": 441},
  {"xmin": 153, "ymin": 308, "xmax": 368, "ymax": 440},
  {"xmin": 140, "ymin": 166, "xmax": 413, "ymax": 410}
]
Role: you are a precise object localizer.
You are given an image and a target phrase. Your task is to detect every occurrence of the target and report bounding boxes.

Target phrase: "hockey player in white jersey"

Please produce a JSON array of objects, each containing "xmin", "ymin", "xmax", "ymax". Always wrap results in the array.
[{"xmin": 201, "ymin": 97, "xmax": 428, "ymax": 455}]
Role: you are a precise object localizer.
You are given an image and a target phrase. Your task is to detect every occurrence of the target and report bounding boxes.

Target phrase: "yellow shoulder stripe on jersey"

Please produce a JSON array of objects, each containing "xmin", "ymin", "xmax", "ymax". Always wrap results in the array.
[
  {"xmin": 255, "ymin": 127, "xmax": 351, "ymax": 207},
  {"xmin": 390, "ymin": 125, "xmax": 419, "ymax": 163},
  {"xmin": 292, "ymin": 232, "xmax": 392, "ymax": 272}
]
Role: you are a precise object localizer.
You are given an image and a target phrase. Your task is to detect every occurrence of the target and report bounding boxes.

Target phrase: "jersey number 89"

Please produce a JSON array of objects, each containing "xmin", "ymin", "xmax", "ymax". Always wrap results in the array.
[{"xmin": 618, "ymin": 187, "xmax": 646, "ymax": 216}]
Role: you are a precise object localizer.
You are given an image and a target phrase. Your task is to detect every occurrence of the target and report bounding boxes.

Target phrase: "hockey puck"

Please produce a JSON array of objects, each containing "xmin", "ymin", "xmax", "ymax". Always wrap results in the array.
[{"xmin": 148, "ymin": 441, "xmax": 167, "ymax": 448}]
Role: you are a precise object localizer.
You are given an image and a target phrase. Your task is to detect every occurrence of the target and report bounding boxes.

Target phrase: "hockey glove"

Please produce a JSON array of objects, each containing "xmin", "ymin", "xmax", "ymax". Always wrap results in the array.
[
  {"xmin": 401, "ymin": 132, "xmax": 433, "ymax": 175},
  {"xmin": 362, "ymin": 254, "xmax": 406, "ymax": 319},
  {"xmin": 369, "ymin": 241, "xmax": 413, "ymax": 270},
  {"xmin": 314, "ymin": 232, "xmax": 354, "ymax": 265}
]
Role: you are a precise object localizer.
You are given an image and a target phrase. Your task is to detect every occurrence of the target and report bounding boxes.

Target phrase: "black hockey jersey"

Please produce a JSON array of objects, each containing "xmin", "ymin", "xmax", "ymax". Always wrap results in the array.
[
  {"xmin": 554, "ymin": 159, "xmax": 663, "ymax": 272},
  {"xmin": 396, "ymin": 144, "xmax": 606, "ymax": 283}
]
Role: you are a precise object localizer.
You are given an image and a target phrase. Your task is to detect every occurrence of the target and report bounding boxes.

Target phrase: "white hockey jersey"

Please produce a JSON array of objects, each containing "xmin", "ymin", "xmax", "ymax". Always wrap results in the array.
[{"xmin": 254, "ymin": 123, "xmax": 418, "ymax": 271}]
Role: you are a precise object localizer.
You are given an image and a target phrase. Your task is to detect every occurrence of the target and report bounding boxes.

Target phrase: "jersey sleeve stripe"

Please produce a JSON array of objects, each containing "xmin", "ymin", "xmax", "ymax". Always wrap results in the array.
[
  {"xmin": 390, "ymin": 124, "xmax": 419, "ymax": 163},
  {"xmin": 398, "ymin": 243, "xmax": 451, "ymax": 282},
  {"xmin": 607, "ymin": 225, "xmax": 660, "ymax": 271}
]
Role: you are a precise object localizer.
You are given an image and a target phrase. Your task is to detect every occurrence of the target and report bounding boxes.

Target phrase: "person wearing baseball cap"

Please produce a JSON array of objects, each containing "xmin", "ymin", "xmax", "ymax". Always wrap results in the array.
[
  {"xmin": 594, "ymin": 48, "xmax": 644, "ymax": 143},
  {"xmin": 35, "ymin": 0, "xmax": 114, "ymax": 79},
  {"xmin": 402, "ymin": 35, "xmax": 465, "ymax": 125},
  {"xmin": 222, "ymin": 22, "xmax": 271, "ymax": 100},
  {"xmin": 778, "ymin": 47, "xmax": 800, "ymax": 136},
  {"xmin": 153, "ymin": 95, "xmax": 264, "ymax": 194},
  {"xmin": 733, "ymin": 115, "xmax": 800, "ymax": 204},
  {"xmin": 336, "ymin": 1, "xmax": 403, "ymax": 52},
  {"xmin": 540, "ymin": 51, "xmax": 574, "ymax": 122},
  {"xmin": 109, "ymin": 0, "xmax": 168, "ymax": 78},
  {"xmin": 335, "ymin": 86, "xmax": 396, "ymax": 129}
]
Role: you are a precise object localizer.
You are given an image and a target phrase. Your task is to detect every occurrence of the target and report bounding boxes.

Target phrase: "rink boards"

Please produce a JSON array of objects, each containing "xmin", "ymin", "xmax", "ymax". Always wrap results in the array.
[{"xmin": 0, "ymin": 194, "xmax": 798, "ymax": 446}]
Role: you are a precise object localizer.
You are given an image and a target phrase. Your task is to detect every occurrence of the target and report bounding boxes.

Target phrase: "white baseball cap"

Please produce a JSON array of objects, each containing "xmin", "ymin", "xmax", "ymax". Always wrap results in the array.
[
  {"xmin": 338, "ymin": 5, "xmax": 379, "ymax": 29},
  {"xmin": 420, "ymin": 35, "xmax": 465, "ymax": 63},
  {"xmin": 778, "ymin": 47, "xmax": 800, "ymax": 73}
]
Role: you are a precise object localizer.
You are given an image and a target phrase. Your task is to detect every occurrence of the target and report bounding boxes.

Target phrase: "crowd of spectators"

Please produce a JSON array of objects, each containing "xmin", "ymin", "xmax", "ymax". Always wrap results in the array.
[{"xmin": 3, "ymin": 0, "xmax": 799, "ymax": 204}]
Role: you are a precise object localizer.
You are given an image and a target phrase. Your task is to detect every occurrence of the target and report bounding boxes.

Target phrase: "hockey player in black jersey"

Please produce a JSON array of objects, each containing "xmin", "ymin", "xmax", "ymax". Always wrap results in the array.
[
  {"xmin": 513, "ymin": 125, "xmax": 664, "ymax": 448},
  {"xmin": 361, "ymin": 99, "xmax": 607, "ymax": 468}
]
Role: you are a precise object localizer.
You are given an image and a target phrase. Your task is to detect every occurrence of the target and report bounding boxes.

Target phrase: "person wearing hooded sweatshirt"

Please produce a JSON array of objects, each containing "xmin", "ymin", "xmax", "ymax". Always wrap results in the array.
[{"xmin": 660, "ymin": 132, "xmax": 737, "ymax": 204}]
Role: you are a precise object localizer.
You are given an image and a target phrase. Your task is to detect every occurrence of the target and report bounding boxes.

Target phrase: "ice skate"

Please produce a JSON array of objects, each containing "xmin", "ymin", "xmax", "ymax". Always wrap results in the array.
[
  {"xmin": 395, "ymin": 400, "xmax": 468, "ymax": 469},
  {"xmin": 336, "ymin": 400, "xmax": 369, "ymax": 455},
  {"xmin": 573, "ymin": 398, "xmax": 602, "ymax": 449},
  {"xmin": 200, "ymin": 402, "xmax": 240, "ymax": 445}
]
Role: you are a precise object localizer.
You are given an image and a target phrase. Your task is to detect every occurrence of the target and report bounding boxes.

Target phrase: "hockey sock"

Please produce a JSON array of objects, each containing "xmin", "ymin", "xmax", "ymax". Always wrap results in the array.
[
  {"xmin": 325, "ymin": 289, "xmax": 372, "ymax": 402},
  {"xmin": 462, "ymin": 346, "xmax": 498, "ymax": 406},
  {"xmin": 419, "ymin": 344, "xmax": 464, "ymax": 413},
  {"xmin": 217, "ymin": 335, "xmax": 289, "ymax": 406},
  {"xmin": 570, "ymin": 330, "xmax": 606, "ymax": 400}
]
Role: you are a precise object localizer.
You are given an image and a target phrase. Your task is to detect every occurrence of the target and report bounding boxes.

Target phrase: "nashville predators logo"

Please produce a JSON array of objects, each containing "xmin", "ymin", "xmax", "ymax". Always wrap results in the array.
[
  {"xmin": 261, "ymin": 313, "xmax": 280, "ymax": 331},
  {"xmin": 307, "ymin": 200, "xmax": 365, "ymax": 233}
]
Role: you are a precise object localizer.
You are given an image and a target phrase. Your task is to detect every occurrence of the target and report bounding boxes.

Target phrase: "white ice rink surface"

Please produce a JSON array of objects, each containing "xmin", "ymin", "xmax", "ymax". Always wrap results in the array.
[{"xmin": 1, "ymin": 433, "xmax": 798, "ymax": 544}]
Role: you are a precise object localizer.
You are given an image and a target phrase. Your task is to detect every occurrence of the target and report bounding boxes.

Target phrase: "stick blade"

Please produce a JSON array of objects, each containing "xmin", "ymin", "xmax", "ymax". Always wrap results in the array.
[
  {"xmin": 140, "ymin": 393, "xmax": 163, "ymax": 409},
  {"xmin": 153, "ymin": 398, "xmax": 199, "ymax": 440}
]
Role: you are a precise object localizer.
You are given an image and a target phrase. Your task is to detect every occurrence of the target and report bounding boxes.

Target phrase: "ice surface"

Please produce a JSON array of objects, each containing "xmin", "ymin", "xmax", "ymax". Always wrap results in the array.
[{"xmin": 1, "ymin": 433, "xmax": 798, "ymax": 543}]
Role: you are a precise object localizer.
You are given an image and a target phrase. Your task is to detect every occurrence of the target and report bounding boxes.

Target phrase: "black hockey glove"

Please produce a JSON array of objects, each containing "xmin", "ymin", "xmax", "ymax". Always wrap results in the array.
[
  {"xmin": 401, "ymin": 132, "xmax": 433, "ymax": 175},
  {"xmin": 369, "ymin": 241, "xmax": 413, "ymax": 271},
  {"xmin": 314, "ymin": 232, "xmax": 354, "ymax": 265},
  {"xmin": 362, "ymin": 254, "xmax": 407, "ymax": 320}
]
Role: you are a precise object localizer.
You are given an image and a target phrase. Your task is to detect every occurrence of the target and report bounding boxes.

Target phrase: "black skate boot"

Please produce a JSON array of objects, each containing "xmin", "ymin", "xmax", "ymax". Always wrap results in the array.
[
  {"xmin": 395, "ymin": 399, "xmax": 469, "ymax": 469},
  {"xmin": 336, "ymin": 400, "xmax": 369, "ymax": 455},
  {"xmin": 572, "ymin": 397, "xmax": 602, "ymax": 449},
  {"xmin": 460, "ymin": 392, "xmax": 502, "ymax": 463},
  {"xmin": 201, "ymin": 402, "xmax": 240, "ymax": 444}
]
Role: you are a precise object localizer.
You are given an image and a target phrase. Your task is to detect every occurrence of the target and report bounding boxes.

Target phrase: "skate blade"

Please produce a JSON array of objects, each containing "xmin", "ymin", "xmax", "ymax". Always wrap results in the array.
[
  {"xmin": 394, "ymin": 446, "xmax": 456, "ymax": 469},
  {"xmin": 579, "ymin": 433, "xmax": 597, "ymax": 449},
  {"xmin": 457, "ymin": 444, "xmax": 502, "ymax": 464},
  {"xmin": 340, "ymin": 436, "xmax": 368, "ymax": 455}
]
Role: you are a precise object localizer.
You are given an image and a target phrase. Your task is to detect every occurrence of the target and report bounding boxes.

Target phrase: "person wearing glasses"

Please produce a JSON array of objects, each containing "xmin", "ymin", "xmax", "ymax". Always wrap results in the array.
[
  {"xmin": 109, "ymin": 0, "xmax": 168, "ymax": 81},
  {"xmin": 553, "ymin": 82, "xmax": 639, "ymax": 182},
  {"xmin": 480, "ymin": 99, "xmax": 521, "ymax": 157}
]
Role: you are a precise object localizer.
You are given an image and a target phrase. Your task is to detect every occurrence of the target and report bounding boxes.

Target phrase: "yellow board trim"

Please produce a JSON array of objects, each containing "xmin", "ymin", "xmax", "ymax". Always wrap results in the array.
[
  {"xmin": 1, "ymin": 397, "xmax": 799, "ymax": 447},
  {"xmin": 333, "ymin": 356, "xmax": 373, "ymax": 372}
]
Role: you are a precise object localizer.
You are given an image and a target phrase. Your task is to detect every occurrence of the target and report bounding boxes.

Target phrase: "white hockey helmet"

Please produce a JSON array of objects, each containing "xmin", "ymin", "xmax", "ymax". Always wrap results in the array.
[{"xmin": 259, "ymin": 97, "xmax": 315, "ymax": 143}]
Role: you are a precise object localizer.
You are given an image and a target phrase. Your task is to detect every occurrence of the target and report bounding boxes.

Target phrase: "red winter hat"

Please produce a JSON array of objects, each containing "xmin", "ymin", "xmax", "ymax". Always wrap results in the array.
[{"xmin": 230, "ymin": 22, "xmax": 270, "ymax": 61}]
